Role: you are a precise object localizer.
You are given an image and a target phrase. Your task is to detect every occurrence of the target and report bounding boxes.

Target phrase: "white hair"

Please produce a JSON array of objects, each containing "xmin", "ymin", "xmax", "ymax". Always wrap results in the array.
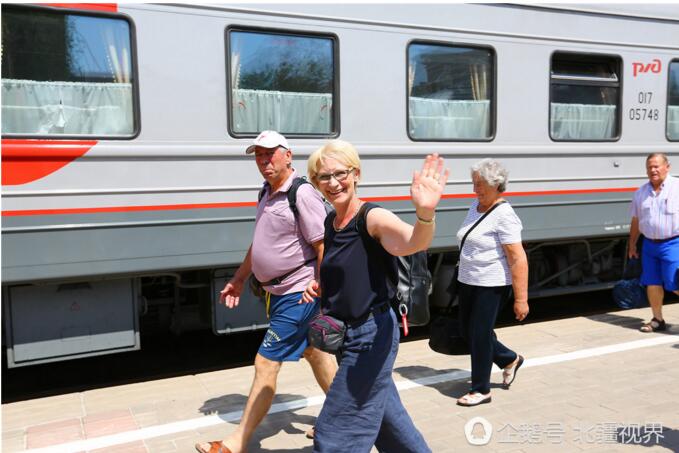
[{"xmin": 471, "ymin": 158, "xmax": 509, "ymax": 193}]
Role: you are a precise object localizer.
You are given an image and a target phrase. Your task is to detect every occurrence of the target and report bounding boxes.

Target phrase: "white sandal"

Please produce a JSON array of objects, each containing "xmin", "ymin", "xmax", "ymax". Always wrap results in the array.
[
  {"xmin": 502, "ymin": 354, "xmax": 524, "ymax": 389},
  {"xmin": 457, "ymin": 392, "xmax": 491, "ymax": 406}
]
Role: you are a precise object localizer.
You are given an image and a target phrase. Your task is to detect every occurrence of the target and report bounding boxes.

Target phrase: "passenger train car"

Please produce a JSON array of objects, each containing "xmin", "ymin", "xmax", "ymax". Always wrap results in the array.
[{"xmin": 2, "ymin": 3, "xmax": 679, "ymax": 367}]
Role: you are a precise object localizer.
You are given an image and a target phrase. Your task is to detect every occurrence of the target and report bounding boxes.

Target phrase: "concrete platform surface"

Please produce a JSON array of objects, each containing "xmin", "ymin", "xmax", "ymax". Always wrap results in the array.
[{"xmin": 3, "ymin": 303, "xmax": 679, "ymax": 453}]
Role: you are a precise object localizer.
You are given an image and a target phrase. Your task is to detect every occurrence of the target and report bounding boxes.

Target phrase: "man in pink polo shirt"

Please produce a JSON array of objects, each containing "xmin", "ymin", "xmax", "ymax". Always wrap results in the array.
[
  {"xmin": 628, "ymin": 152, "xmax": 679, "ymax": 333},
  {"xmin": 196, "ymin": 131, "xmax": 336, "ymax": 453}
]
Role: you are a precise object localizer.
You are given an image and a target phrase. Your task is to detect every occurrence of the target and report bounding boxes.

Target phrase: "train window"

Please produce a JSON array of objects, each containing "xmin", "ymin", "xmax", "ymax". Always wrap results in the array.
[
  {"xmin": 227, "ymin": 29, "xmax": 336, "ymax": 136},
  {"xmin": 550, "ymin": 53, "xmax": 621, "ymax": 141},
  {"xmin": 1, "ymin": 7, "xmax": 136, "ymax": 138},
  {"xmin": 407, "ymin": 43, "xmax": 494, "ymax": 141},
  {"xmin": 668, "ymin": 61, "xmax": 679, "ymax": 141}
]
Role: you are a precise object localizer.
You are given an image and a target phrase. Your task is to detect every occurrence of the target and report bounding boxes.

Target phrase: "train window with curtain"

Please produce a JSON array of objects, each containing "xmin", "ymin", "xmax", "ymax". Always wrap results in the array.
[
  {"xmin": 227, "ymin": 29, "xmax": 337, "ymax": 136},
  {"xmin": 550, "ymin": 52, "xmax": 621, "ymax": 141},
  {"xmin": 1, "ymin": 6, "xmax": 137, "ymax": 137},
  {"xmin": 668, "ymin": 60, "xmax": 679, "ymax": 141},
  {"xmin": 407, "ymin": 42, "xmax": 494, "ymax": 141}
]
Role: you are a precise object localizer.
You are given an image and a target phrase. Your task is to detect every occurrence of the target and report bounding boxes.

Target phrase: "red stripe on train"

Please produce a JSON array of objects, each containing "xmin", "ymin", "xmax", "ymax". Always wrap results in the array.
[
  {"xmin": 43, "ymin": 3, "xmax": 118, "ymax": 12},
  {"xmin": 2, "ymin": 202, "xmax": 257, "ymax": 217},
  {"xmin": 362, "ymin": 187, "xmax": 636, "ymax": 203},
  {"xmin": 1, "ymin": 139, "xmax": 97, "ymax": 186},
  {"xmin": 1, "ymin": 187, "xmax": 636, "ymax": 217}
]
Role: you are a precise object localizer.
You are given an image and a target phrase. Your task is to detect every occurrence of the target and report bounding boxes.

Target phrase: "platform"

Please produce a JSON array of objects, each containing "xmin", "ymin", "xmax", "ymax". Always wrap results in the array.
[{"xmin": 3, "ymin": 303, "xmax": 679, "ymax": 452}]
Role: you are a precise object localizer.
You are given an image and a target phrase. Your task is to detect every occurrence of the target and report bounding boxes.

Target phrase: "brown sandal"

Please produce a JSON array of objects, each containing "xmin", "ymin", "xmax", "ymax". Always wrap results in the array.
[
  {"xmin": 640, "ymin": 318, "xmax": 667, "ymax": 333},
  {"xmin": 195, "ymin": 441, "xmax": 232, "ymax": 453}
]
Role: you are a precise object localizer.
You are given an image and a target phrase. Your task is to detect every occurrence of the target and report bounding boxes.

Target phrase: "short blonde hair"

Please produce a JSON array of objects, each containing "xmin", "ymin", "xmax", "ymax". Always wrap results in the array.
[{"xmin": 307, "ymin": 140, "xmax": 362, "ymax": 189}]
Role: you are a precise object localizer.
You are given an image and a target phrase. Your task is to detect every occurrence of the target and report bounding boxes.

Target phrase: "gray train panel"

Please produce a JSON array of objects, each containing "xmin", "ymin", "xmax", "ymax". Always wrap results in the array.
[
  {"xmin": 211, "ymin": 269, "xmax": 269, "ymax": 334},
  {"xmin": 2, "ymin": 192, "xmax": 633, "ymax": 283},
  {"xmin": 3, "ymin": 279, "xmax": 140, "ymax": 367}
]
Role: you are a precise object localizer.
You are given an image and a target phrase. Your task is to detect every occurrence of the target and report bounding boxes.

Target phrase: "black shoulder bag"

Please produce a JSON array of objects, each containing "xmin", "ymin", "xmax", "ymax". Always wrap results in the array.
[{"xmin": 429, "ymin": 201, "xmax": 506, "ymax": 355}]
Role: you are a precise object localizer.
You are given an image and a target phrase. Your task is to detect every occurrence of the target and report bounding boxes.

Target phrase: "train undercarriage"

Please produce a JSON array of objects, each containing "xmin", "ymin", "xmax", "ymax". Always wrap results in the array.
[{"xmin": 2, "ymin": 234, "xmax": 631, "ymax": 368}]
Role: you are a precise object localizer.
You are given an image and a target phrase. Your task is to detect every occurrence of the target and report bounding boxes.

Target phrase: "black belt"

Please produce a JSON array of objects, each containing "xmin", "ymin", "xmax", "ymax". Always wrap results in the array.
[
  {"xmin": 648, "ymin": 235, "xmax": 679, "ymax": 243},
  {"xmin": 260, "ymin": 258, "xmax": 316, "ymax": 286},
  {"xmin": 347, "ymin": 303, "xmax": 390, "ymax": 328}
]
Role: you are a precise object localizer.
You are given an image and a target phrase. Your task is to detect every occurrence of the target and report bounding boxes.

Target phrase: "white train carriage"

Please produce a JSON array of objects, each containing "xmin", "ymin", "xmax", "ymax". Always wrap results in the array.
[{"xmin": 2, "ymin": 3, "xmax": 679, "ymax": 367}]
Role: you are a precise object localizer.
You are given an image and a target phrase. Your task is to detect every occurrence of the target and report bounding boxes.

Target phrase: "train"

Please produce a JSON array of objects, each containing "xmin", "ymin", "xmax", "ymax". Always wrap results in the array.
[{"xmin": 2, "ymin": 3, "xmax": 679, "ymax": 367}]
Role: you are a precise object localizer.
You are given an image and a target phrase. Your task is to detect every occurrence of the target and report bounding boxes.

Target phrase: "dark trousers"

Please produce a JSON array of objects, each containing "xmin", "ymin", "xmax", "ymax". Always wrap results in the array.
[
  {"xmin": 458, "ymin": 282, "xmax": 517, "ymax": 394},
  {"xmin": 313, "ymin": 309, "xmax": 431, "ymax": 453}
]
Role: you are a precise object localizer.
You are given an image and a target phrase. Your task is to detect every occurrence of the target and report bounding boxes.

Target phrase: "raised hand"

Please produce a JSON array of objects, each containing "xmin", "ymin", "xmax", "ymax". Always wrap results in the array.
[{"xmin": 411, "ymin": 153, "xmax": 449, "ymax": 216}]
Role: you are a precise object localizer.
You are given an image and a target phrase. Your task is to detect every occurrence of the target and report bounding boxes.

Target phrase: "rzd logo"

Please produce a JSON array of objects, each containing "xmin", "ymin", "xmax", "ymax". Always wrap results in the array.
[{"xmin": 633, "ymin": 59, "xmax": 662, "ymax": 77}]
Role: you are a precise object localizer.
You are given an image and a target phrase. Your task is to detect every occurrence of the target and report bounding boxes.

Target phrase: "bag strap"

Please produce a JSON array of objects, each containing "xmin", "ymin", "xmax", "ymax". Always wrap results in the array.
[
  {"xmin": 287, "ymin": 176, "xmax": 310, "ymax": 218},
  {"xmin": 258, "ymin": 177, "xmax": 310, "ymax": 219},
  {"xmin": 459, "ymin": 200, "xmax": 507, "ymax": 253},
  {"xmin": 259, "ymin": 257, "xmax": 316, "ymax": 286},
  {"xmin": 355, "ymin": 202, "xmax": 400, "ymax": 291},
  {"xmin": 444, "ymin": 200, "xmax": 508, "ymax": 312}
]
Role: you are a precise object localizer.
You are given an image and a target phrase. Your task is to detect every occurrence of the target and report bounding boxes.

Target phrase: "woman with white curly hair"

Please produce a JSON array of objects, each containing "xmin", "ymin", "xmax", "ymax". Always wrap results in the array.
[{"xmin": 455, "ymin": 158, "xmax": 529, "ymax": 407}]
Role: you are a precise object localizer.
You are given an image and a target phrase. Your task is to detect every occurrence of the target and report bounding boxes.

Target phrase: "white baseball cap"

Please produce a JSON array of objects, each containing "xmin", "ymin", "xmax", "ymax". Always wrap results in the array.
[{"xmin": 245, "ymin": 130, "xmax": 290, "ymax": 154}]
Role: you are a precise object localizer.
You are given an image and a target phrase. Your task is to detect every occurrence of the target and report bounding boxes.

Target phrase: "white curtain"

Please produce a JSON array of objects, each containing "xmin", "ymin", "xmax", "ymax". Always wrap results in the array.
[
  {"xmin": 550, "ymin": 103, "xmax": 616, "ymax": 140},
  {"xmin": 409, "ymin": 97, "xmax": 490, "ymax": 139},
  {"xmin": 232, "ymin": 88, "xmax": 332, "ymax": 134},
  {"xmin": 668, "ymin": 105, "xmax": 679, "ymax": 140},
  {"xmin": 2, "ymin": 79, "xmax": 133, "ymax": 135}
]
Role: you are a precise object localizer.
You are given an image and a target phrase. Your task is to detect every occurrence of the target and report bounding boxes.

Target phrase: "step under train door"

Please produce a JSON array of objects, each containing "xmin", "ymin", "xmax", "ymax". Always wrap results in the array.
[{"xmin": 3, "ymin": 278, "xmax": 140, "ymax": 367}]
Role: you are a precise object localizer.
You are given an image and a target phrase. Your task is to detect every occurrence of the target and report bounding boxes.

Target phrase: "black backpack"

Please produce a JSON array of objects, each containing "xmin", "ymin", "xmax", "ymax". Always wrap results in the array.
[
  {"xmin": 258, "ymin": 177, "xmax": 333, "ymax": 218},
  {"xmin": 355, "ymin": 203, "xmax": 431, "ymax": 335}
]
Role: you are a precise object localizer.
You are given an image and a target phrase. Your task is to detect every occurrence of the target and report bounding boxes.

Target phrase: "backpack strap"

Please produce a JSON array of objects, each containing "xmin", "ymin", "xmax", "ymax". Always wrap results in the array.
[
  {"xmin": 355, "ymin": 202, "xmax": 400, "ymax": 290},
  {"xmin": 257, "ymin": 183, "xmax": 268, "ymax": 204},
  {"xmin": 355, "ymin": 202, "xmax": 374, "ymax": 243},
  {"xmin": 258, "ymin": 177, "xmax": 310, "ymax": 218},
  {"xmin": 287, "ymin": 176, "xmax": 311, "ymax": 218}
]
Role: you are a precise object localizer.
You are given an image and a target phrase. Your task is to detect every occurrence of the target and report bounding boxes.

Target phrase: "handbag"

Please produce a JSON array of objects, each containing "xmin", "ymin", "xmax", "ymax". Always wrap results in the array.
[
  {"xmin": 308, "ymin": 312, "xmax": 346, "ymax": 354},
  {"xmin": 392, "ymin": 253, "xmax": 431, "ymax": 330},
  {"xmin": 248, "ymin": 274, "xmax": 266, "ymax": 298},
  {"xmin": 428, "ymin": 312, "xmax": 468, "ymax": 355},
  {"xmin": 430, "ymin": 201, "xmax": 507, "ymax": 355}
]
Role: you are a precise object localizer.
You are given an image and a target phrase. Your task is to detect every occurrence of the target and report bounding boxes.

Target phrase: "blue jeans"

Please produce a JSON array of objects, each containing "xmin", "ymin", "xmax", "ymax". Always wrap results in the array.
[
  {"xmin": 458, "ymin": 282, "xmax": 517, "ymax": 394},
  {"xmin": 313, "ymin": 308, "xmax": 430, "ymax": 453}
]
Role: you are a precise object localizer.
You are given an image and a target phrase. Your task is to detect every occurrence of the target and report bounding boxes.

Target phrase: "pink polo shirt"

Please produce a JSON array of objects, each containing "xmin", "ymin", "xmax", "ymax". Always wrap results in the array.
[{"xmin": 251, "ymin": 170, "xmax": 327, "ymax": 295}]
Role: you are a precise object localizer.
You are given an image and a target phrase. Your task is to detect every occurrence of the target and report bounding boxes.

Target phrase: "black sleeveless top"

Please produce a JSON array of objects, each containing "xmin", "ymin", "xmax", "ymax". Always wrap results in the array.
[{"xmin": 320, "ymin": 203, "xmax": 398, "ymax": 322}]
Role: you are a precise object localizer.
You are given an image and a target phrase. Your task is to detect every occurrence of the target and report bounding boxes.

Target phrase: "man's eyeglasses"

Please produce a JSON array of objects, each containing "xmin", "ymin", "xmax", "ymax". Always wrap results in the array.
[{"xmin": 317, "ymin": 168, "xmax": 354, "ymax": 183}]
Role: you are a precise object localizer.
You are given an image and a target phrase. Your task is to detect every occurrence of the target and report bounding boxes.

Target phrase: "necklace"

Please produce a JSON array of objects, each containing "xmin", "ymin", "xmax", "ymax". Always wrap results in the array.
[{"xmin": 333, "ymin": 200, "xmax": 362, "ymax": 232}]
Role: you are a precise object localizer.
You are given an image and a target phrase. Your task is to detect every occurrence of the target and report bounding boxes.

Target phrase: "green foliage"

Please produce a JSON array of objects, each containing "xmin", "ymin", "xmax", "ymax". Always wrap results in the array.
[{"xmin": 240, "ymin": 58, "xmax": 332, "ymax": 93}]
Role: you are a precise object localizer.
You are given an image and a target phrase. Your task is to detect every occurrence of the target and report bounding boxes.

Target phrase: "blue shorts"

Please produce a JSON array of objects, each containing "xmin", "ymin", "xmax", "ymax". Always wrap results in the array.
[
  {"xmin": 258, "ymin": 291, "xmax": 319, "ymax": 362},
  {"xmin": 641, "ymin": 236, "xmax": 679, "ymax": 291}
]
